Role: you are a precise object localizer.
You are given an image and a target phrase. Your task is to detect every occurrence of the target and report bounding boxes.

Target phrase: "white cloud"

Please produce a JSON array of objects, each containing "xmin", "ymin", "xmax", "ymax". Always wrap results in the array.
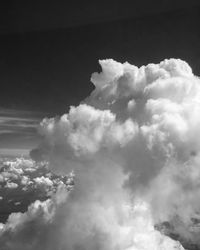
[
  {"xmin": 40, "ymin": 104, "xmax": 138, "ymax": 156},
  {"xmin": 33, "ymin": 176, "xmax": 53, "ymax": 192},
  {"xmin": 3, "ymin": 58, "xmax": 200, "ymax": 249},
  {"xmin": 5, "ymin": 182, "xmax": 18, "ymax": 189}
]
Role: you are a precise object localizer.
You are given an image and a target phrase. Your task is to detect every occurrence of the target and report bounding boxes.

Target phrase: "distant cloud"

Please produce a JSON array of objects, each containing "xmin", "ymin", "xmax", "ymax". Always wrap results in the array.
[
  {"xmin": 0, "ymin": 108, "xmax": 47, "ymax": 157},
  {"xmin": 0, "ymin": 108, "xmax": 42, "ymax": 135},
  {"xmin": 0, "ymin": 158, "xmax": 74, "ymax": 225}
]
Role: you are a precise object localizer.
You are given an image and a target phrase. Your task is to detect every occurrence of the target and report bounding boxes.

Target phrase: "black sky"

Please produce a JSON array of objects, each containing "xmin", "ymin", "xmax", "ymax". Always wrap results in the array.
[
  {"xmin": 1, "ymin": 0, "xmax": 199, "ymax": 34},
  {"xmin": 0, "ymin": 1, "xmax": 200, "ymax": 116}
]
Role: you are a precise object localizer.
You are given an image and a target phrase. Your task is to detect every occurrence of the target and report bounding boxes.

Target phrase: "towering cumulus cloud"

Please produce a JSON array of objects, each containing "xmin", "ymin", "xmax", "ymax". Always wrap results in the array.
[{"xmin": 3, "ymin": 58, "xmax": 200, "ymax": 249}]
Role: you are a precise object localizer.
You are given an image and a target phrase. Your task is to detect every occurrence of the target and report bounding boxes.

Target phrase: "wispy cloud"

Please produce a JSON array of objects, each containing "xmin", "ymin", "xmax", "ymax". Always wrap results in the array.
[
  {"xmin": 0, "ymin": 148, "xmax": 29, "ymax": 157},
  {"xmin": 0, "ymin": 108, "xmax": 46, "ymax": 156}
]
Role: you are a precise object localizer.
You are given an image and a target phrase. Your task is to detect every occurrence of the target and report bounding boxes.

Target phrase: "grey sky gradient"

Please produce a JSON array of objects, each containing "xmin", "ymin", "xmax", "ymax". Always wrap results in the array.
[
  {"xmin": 1, "ymin": 0, "xmax": 200, "ymax": 34},
  {"xmin": 0, "ymin": 108, "xmax": 46, "ymax": 156}
]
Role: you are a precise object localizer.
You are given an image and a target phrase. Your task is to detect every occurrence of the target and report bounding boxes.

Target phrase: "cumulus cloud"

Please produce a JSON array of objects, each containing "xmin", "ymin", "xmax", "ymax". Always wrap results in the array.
[
  {"xmin": 0, "ymin": 158, "xmax": 74, "ymax": 226},
  {"xmin": 39, "ymin": 104, "xmax": 138, "ymax": 156},
  {"xmin": 5, "ymin": 182, "xmax": 18, "ymax": 189},
  {"xmin": 0, "ymin": 185, "xmax": 69, "ymax": 250},
  {"xmin": 2, "ymin": 58, "xmax": 200, "ymax": 249}
]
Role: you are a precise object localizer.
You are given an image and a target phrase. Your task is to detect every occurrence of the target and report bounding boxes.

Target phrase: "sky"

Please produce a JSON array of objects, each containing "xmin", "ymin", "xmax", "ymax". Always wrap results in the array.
[
  {"xmin": 1, "ymin": 0, "xmax": 199, "ymax": 34},
  {"xmin": 1, "ymin": 1, "xmax": 200, "ymax": 155}
]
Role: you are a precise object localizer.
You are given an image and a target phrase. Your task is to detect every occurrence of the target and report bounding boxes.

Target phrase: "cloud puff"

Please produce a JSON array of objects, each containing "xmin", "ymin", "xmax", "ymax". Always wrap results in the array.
[
  {"xmin": 5, "ymin": 182, "xmax": 18, "ymax": 189},
  {"xmin": 39, "ymin": 104, "xmax": 138, "ymax": 156}
]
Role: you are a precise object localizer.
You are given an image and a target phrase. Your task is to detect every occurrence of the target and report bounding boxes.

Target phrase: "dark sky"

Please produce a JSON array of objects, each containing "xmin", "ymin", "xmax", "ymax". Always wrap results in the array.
[
  {"xmin": 1, "ymin": 0, "xmax": 199, "ymax": 34},
  {"xmin": 1, "ymin": 1, "xmax": 200, "ymax": 153},
  {"xmin": 1, "ymin": 5, "xmax": 200, "ymax": 113}
]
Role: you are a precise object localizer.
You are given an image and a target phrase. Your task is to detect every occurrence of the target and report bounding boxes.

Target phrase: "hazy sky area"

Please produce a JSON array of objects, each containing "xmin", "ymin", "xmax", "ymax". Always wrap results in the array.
[
  {"xmin": 0, "ymin": 108, "xmax": 45, "ymax": 156},
  {"xmin": 0, "ymin": 1, "xmax": 200, "ymax": 155}
]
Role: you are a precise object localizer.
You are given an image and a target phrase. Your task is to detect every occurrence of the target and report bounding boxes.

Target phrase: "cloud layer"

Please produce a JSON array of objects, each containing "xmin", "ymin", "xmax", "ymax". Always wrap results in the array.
[{"xmin": 0, "ymin": 158, "xmax": 74, "ymax": 223}]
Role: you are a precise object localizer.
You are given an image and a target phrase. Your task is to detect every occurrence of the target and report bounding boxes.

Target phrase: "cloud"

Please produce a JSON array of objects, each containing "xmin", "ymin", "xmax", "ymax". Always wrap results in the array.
[
  {"xmin": 39, "ymin": 104, "xmax": 138, "ymax": 156},
  {"xmin": 5, "ymin": 182, "xmax": 18, "ymax": 189},
  {"xmin": 0, "ymin": 185, "xmax": 69, "ymax": 250},
  {"xmin": 0, "ymin": 108, "xmax": 47, "ymax": 157},
  {"xmin": 2, "ymin": 58, "xmax": 200, "ymax": 249},
  {"xmin": 0, "ymin": 158, "xmax": 74, "ymax": 231},
  {"xmin": 0, "ymin": 109, "xmax": 41, "ymax": 135}
]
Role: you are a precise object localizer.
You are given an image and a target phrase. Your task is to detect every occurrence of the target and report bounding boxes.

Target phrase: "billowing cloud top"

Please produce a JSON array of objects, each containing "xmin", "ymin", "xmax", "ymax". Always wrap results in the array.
[{"xmin": 39, "ymin": 59, "xmax": 200, "ymax": 159}]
